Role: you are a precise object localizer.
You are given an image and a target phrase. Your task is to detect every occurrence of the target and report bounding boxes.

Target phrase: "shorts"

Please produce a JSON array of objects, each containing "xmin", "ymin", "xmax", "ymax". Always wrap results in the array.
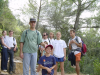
[
  {"xmin": 75, "ymin": 52, "xmax": 81, "ymax": 61},
  {"xmin": 54, "ymin": 56, "xmax": 64, "ymax": 62}
]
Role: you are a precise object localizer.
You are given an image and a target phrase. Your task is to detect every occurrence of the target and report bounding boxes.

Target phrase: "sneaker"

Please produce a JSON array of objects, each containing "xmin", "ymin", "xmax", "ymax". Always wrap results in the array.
[
  {"xmin": 3, "ymin": 70, "xmax": 7, "ymax": 72},
  {"xmin": 9, "ymin": 71, "xmax": 13, "ymax": 75}
]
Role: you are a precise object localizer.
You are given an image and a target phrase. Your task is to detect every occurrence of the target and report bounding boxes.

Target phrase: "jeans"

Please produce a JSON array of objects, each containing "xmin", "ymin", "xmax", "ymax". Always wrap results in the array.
[
  {"xmin": 1, "ymin": 47, "xmax": 8, "ymax": 70},
  {"xmin": 23, "ymin": 52, "xmax": 37, "ymax": 75},
  {"xmin": 7, "ymin": 48, "xmax": 14, "ymax": 72}
]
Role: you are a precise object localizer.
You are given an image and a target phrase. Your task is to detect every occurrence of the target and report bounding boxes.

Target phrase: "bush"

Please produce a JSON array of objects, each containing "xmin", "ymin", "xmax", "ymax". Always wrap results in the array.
[{"xmin": 93, "ymin": 58, "xmax": 100, "ymax": 75}]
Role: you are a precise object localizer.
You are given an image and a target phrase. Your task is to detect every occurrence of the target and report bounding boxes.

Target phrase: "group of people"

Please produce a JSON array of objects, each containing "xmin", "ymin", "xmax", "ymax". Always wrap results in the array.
[
  {"xmin": 20, "ymin": 18, "xmax": 82, "ymax": 75},
  {"xmin": 0, "ymin": 30, "xmax": 17, "ymax": 74},
  {"xmin": 0, "ymin": 18, "xmax": 81, "ymax": 75}
]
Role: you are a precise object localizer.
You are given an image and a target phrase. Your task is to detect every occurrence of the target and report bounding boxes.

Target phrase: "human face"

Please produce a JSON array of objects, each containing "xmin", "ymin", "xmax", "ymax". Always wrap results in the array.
[
  {"xmin": 45, "ymin": 47, "xmax": 52, "ymax": 54},
  {"xmin": 43, "ymin": 33, "xmax": 48, "ymax": 39},
  {"xmin": 49, "ymin": 32, "xmax": 54, "ymax": 38},
  {"xmin": 9, "ymin": 32, "xmax": 13, "ymax": 37},
  {"xmin": 70, "ymin": 31, "xmax": 75, "ymax": 37},
  {"xmin": 2, "ymin": 31, "xmax": 7, "ymax": 36},
  {"xmin": 29, "ymin": 21, "xmax": 36, "ymax": 28},
  {"xmin": 56, "ymin": 32, "xmax": 61, "ymax": 40}
]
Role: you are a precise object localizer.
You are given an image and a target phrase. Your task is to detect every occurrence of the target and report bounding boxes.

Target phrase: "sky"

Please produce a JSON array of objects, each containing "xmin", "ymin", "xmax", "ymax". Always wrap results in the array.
[{"xmin": 8, "ymin": 0, "xmax": 99, "ymax": 24}]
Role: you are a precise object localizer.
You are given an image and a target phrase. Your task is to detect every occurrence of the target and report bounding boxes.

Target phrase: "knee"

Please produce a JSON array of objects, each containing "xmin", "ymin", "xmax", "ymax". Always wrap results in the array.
[{"xmin": 60, "ymin": 66, "xmax": 64, "ymax": 71}]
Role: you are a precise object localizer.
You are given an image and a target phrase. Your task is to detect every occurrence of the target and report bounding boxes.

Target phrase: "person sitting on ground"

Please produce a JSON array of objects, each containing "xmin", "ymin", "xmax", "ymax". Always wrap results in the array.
[{"xmin": 37, "ymin": 45, "xmax": 56, "ymax": 75}]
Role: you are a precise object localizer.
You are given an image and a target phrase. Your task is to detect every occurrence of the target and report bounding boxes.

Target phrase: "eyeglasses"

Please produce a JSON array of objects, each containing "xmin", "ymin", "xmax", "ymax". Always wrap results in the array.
[{"xmin": 43, "ymin": 35, "xmax": 47, "ymax": 36}]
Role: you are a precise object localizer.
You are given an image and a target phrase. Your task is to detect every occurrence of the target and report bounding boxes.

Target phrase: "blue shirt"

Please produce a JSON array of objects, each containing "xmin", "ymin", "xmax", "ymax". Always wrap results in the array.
[{"xmin": 38, "ymin": 55, "xmax": 56, "ymax": 75}]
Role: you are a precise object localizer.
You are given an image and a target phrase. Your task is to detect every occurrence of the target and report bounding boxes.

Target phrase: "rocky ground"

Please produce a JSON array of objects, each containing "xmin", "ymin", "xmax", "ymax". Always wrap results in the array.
[{"xmin": 0, "ymin": 56, "xmax": 86, "ymax": 75}]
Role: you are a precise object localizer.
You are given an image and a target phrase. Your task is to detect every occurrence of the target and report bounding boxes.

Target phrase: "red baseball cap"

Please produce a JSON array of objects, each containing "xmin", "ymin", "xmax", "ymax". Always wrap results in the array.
[{"xmin": 45, "ymin": 45, "xmax": 53, "ymax": 50}]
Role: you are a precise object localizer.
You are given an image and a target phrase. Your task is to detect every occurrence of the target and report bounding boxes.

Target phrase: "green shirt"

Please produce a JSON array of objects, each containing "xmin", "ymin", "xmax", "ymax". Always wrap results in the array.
[{"xmin": 20, "ymin": 29, "xmax": 42, "ymax": 53}]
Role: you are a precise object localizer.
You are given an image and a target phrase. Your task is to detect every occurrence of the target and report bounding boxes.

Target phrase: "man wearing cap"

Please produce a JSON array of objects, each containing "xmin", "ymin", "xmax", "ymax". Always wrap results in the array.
[{"xmin": 20, "ymin": 18, "xmax": 45, "ymax": 75}]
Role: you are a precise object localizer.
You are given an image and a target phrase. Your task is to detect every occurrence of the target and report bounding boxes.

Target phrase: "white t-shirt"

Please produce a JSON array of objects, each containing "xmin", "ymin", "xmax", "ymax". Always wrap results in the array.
[
  {"xmin": 52, "ymin": 39, "xmax": 67, "ymax": 58},
  {"xmin": 68, "ymin": 36, "xmax": 82, "ymax": 55},
  {"xmin": 6, "ymin": 36, "xmax": 17, "ymax": 47},
  {"xmin": 2, "ymin": 35, "xmax": 8, "ymax": 48},
  {"xmin": 48, "ymin": 38, "xmax": 54, "ymax": 45},
  {"xmin": 42, "ymin": 39, "xmax": 50, "ymax": 45}
]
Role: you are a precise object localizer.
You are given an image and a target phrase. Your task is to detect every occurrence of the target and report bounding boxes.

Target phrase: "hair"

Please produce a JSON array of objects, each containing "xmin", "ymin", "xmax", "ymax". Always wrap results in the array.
[
  {"xmin": 49, "ymin": 32, "xmax": 54, "ymax": 38},
  {"xmin": 2, "ymin": 30, "xmax": 6, "ymax": 34},
  {"xmin": 56, "ymin": 31, "xmax": 61, "ymax": 35},
  {"xmin": 44, "ymin": 41, "xmax": 48, "ymax": 45},
  {"xmin": 43, "ymin": 32, "xmax": 48, "ymax": 36},
  {"xmin": 9, "ymin": 30, "xmax": 13, "ymax": 33},
  {"xmin": 70, "ymin": 29, "xmax": 75, "ymax": 33}
]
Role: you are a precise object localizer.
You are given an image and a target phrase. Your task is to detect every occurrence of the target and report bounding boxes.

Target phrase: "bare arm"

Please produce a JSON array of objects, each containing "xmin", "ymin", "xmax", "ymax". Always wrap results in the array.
[
  {"xmin": 40, "ymin": 42, "xmax": 45, "ymax": 47},
  {"xmin": 63, "ymin": 48, "xmax": 66, "ymax": 61},
  {"xmin": 39, "ymin": 64, "xmax": 51, "ymax": 73},
  {"xmin": 51, "ymin": 49, "xmax": 54, "ymax": 55},
  {"xmin": 20, "ymin": 42, "xmax": 24, "ymax": 59},
  {"xmin": 74, "ymin": 42, "xmax": 82, "ymax": 48},
  {"xmin": 50, "ymin": 65, "xmax": 56, "ymax": 70},
  {"xmin": 69, "ymin": 42, "xmax": 72, "ymax": 50}
]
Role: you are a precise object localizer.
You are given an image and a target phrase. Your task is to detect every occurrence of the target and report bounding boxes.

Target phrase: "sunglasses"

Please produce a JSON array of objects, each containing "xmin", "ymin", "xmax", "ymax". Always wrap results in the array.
[{"xmin": 43, "ymin": 35, "xmax": 47, "ymax": 36}]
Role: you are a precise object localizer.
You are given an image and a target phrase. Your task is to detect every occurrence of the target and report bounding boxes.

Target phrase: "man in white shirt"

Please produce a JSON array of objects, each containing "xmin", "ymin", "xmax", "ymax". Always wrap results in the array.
[
  {"xmin": 2, "ymin": 30, "xmax": 17, "ymax": 74},
  {"xmin": 42, "ymin": 32, "xmax": 49, "ymax": 44},
  {"xmin": 68, "ymin": 29, "xmax": 82, "ymax": 75}
]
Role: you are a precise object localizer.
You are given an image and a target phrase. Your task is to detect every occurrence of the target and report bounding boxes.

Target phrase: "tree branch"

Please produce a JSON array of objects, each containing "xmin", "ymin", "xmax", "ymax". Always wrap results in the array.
[
  {"xmin": 81, "ymin": 26, "xmax": 100, "ymax": 28},
  {"xmin": 81, "ymin": 0, "xmax": 96, "ymax": 11}
]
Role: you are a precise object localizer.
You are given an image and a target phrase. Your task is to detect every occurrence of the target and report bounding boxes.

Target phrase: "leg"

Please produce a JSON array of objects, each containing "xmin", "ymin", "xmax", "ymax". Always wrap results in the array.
[
  {"xmin": 30, "ymin": 52, "xmax": 37, "ymax": 75},
  {"xmin": 36, "ymin": 65, "xmax": 40, "ymax": 72},
  {"xmin": 60, "ymin": 62, "xmax": 65, "ymax": 75},
  {"xmin": 9, "ymin": 50, "xmax": 14, "ymax": 72},
  {"xmin": 23, "ymin": 53, "xmax": 31, "ymax": 75},
  {"xmin": 75, "ymin": 53, "xmax": 81, "ymax": 75},
  {"xmin": 4, "ymin": 48, "xmax": 8, "ymax": 70},
  {"xmin": 76, "ymin": 61, "xmax": 80, "ymax": 75},
  {"xmin": 54, "ymin": 62, "xmax": 58, "ymax": 75}
]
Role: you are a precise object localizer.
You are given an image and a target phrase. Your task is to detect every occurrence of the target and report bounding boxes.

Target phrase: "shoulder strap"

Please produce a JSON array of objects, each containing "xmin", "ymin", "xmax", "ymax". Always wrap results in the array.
[
  {"xmin": 13, "ymin": 37, "xmax": 15, "ymax": 41},
  {"xmin": 48, "ymin": 38, "xmax": 51, "ymax": 44},
  {"xmin": 36, "ymin": 30, "xmax": 39, "ymax": 45},
  {"xmin": 24, "ymin": 29, "xmax": 28, "ymax": 43},
  {"xmin": 75, "ymin": 36, "xmax": 79, "ymax": 43}
]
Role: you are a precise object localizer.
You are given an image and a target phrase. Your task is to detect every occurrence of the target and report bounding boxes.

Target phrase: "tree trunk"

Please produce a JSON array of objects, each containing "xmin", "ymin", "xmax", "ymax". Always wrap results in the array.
[
  {"xmin": 74, "ymin": 0, "xmax": 82, "ymax": 31},
  {"xmin": 36, "ymin": 0, "xmax": 42, "ymax": 30}
]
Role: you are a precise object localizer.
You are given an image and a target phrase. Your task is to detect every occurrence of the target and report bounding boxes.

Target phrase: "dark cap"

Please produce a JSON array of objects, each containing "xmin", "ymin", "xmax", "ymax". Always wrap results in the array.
[
  {"xmin": 45, "ymin": 45, "xmax": 53, "ymax": 50},
  {"xmin": 30, "ymin": 18, "xmax": 36, "ymax": 22}
]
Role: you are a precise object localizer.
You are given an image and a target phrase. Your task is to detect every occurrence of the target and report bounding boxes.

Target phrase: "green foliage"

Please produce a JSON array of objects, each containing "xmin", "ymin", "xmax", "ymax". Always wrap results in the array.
[{"xmin": 93, "ymin": 58, "xmax": 100, "ymax": 75}]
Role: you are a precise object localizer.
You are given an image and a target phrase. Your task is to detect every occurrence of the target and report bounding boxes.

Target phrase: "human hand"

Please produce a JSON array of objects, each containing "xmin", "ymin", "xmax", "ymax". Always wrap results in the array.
[
  {"xmin": 13, "ymin": 48, "xmax": 16, "ymax": 51},
  {"xmin": 64, "ymin": 56, "xmax": 66, "ymax": 61},
  {"xmin": 20, "ymin": 52, "xmax": 24, "ymax": 59},
  {"xmin": 8, "ymin": 47, "xmax": 11, "ymax": 50},
  {"xmin": 70, "ymin": 40, "xmax": 76, "ymax": 44},
  {"xmin": 46, "ymin": 67, "xmax": 51, "ymax": 73}
]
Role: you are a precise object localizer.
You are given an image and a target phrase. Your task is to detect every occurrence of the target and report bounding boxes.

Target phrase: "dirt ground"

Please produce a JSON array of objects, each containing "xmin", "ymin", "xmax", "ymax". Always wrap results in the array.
[{"xmin": 0, "ymin": 56, "xmax": 86, "ymax": 75}]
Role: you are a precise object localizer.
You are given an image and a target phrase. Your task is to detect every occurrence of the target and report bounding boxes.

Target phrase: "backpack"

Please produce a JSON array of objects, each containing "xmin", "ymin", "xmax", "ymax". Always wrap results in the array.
[
  {"xmin": 75, "ymin": 36, "xmax": 87, "ymax": 56},
  {"xmin": 24, "ymin": 29, "xmax": 39, "ymax": 45},
  {"xmin": 13, "ymin": 37, "xmax": 18, "ymax": 53}
]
